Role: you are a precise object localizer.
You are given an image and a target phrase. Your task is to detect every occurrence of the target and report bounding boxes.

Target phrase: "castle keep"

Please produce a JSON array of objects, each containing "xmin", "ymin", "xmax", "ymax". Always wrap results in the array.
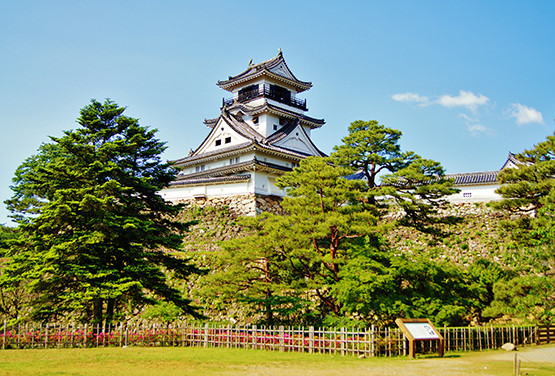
[{"xmin": 161, "ymin": 51, "xmax": 326, "ymax": 216}]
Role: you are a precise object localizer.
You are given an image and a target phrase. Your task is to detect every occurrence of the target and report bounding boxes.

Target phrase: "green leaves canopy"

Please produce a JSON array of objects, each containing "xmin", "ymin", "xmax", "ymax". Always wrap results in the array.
[{"xmin": 1, "ymin": 99, "xmax": 201, "ymax": 323}]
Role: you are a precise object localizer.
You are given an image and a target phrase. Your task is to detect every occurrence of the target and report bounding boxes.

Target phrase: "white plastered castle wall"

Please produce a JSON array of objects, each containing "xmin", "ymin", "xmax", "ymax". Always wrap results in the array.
[{"xmin": 446, "ymin": 184, "xmax": 503, "ymax": 203}]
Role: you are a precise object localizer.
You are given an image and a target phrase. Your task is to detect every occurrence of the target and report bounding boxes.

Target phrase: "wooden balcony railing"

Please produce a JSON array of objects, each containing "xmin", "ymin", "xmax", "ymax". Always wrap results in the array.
[{"xmin": 223, "ymin": 85, "xmax": 307, "ymax": 110}]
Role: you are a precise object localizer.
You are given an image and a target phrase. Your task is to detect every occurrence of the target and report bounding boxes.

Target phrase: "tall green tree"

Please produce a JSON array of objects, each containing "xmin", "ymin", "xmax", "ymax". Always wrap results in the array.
[
  {"xmin": 332, "ymin": 120, "xmax": 409, "ymax": 189},
  {"xmin": 203, "ymin": 157, "xmax": 379, "ymax": 324},
  {"xmin": 198, "ymin": 214, "xmax": 310, "ymax": 325},
  {"xmin": 486, "ymin": 134, "xmax": 555, "ymax": 323},
  {"xmin": 273, "ymin": 157, "xmax": 379, "ymax": 317},
  {"xmin": 1, "ymin": 99, "xmax": 202, "ymax": 324},
  {"xmin": 332, "ymin": 119, "xmax": 458, "ymax": 233},
  {"xmin": 493, "ymin": 134, "xmax": 555, "ymax": 248}
]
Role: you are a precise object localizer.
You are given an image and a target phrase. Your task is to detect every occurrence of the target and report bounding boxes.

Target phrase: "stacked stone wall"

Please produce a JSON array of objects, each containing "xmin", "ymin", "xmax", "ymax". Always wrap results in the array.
[{"xmin": 177, "ymin": 194, "xmax": 284, "ymax": 218}]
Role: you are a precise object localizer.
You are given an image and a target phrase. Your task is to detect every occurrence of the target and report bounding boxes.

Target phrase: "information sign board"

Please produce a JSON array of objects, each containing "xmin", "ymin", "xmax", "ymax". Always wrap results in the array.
[
  {"xmin": 403, "ymin": 322, "xmax": 440, "ymax": 340},
  {"xmin": 395, "ymin": 318, "xmax": 444, "ymax": 358}
]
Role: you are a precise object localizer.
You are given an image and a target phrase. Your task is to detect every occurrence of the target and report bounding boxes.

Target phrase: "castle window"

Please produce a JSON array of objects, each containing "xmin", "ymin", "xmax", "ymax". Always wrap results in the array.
[
  {"xmin": 238, "ymin": 84, "xmax": 259, "ymax": 101},
  {"xmin": 273, "ymin": 124, "xmax": 278, "ymax": 130},
  {"xmin": 215, "ymin": 139, "xmax": 221, "ymax": 146},
  {"xmin": 230, "ymin": 157, "xmax": 240, "ymax": 165},
  {"xmin": 195, "ymin": 165, "xmax": 206, "ymax": 172},
  {"xmin": 463, "ymin": 192, "xmax": 472, "ymax": 198},
  {"xmin": 252, "ymin": 116, "xmax": 259, "ymax": 124},
  {"xmin": 269, "ymin": 84, "xmax": 290, "ymax": 103},
  {"xmin": 225, "ymin": 137, "xmax": 231, "ymax": 144}
]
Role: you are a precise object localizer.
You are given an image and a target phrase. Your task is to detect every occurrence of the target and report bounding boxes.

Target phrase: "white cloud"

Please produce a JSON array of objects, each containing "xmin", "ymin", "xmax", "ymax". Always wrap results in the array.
[
  {"xmin": 436, "ymin": 90, "xmax": 489, "ymax": 112},
  {"xmin": 466, "ymin": 124, "xmax": 487, "ymax": 134},
  {"xmin": 460, "ymin": 114, "xmax": 494, "ymax": 136},
  {"xmin": 506, "ymin": 103, "xmax": 544, "ymax": 125},
  {"xmin": 391, "ymin": 92, "xmax": 429, "ymax": 104}
]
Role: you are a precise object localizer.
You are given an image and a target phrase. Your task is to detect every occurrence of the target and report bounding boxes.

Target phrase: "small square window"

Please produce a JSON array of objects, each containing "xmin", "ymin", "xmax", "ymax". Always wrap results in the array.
[
  {"xmin": 215, "ymin": 139, "xmax": 221, "ymax": 146},
  {"xmin": 225, "ymin": 137, "xmax": 231, "ymax": 144},
  {"xmin": 252, "ymin": 116, "xmax": 259, "ymax": 124},
  {"xmin": 463, "ymin": 192, "xmax": 472, "ymax": 198},
  {"xmin": 273, "ymin": 124, "xmax": 278, "ymax": 130}
]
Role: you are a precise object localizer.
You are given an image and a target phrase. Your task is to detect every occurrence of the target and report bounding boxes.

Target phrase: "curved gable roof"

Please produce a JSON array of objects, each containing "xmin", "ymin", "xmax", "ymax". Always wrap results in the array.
[{"xmin": 217, "ymin": 51, "xmax": 312, "ymax": 93}]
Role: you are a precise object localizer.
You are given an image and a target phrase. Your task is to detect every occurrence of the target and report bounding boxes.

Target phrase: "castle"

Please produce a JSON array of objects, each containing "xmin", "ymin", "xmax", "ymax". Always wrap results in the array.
[
  {"xmin": 161, "ymin": 52, "xmax": 516, "ymax": 213},
  {"xmin": 161, "ymin": 51, "xmax": 326, "ymax": 216}
]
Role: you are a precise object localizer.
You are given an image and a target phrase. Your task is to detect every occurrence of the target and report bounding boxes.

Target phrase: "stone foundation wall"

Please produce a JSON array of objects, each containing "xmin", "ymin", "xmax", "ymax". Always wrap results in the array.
[{"xmin": 177, "ymin": 194, "xmax": 284, "ymax": 219}]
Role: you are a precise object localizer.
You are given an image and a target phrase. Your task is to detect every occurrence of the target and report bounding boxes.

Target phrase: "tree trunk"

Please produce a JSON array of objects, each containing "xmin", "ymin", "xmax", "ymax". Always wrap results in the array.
[
  {"xmin": 106, "ymin": 298, "xmax": 115, "ymax": 324},
  {"xmin": 93, "ymin": 298, "xmax": 103, "ymax": 324},
  {"xmin": 265, "ymin": 290, "xmax": 274, "ymax": 326}
]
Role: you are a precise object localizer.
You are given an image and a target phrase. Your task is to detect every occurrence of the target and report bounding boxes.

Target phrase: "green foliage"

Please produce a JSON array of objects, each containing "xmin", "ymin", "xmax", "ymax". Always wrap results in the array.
[
  {"xmin": 332, "ymin": 120, "xmax": 407, "ymax": 189},
  {"xmin": 200, "ymin": 157, "xmax": 380, "ymax": 325},
  {"xmin": 197, "ymin": 213, "xmax": 313, "ymax": 325},
  {"xmin": 380, "ymin": 156, "xmax": 459, "ymax": 233},
  {"xmin": 494, "ymin": 135, "xmax": 555, "ymax": 215},
  {"xmin": 142, "ymin": 302, "xmax": 185, "ymax": 323},
  {"xmin": 484, "ymin": 134, "xmax": 555, "ymax": 324},
  {"xmin": 202, "ymin": 120, "xmax": 468, "ymax": 326},
  {"xmin": 334, "ymin": 238, "xmax": 487, "ymax": 326},
  {"xmin": 0, "ymin": 225, "xmax": 17, "ymax": 255},
  {"xmin": 331, "ymin": 120, "xmax": 459, "ymax": 233},
  {"xmin": 1, "ymin": 99, "xmax": 202, "ymax": 324},
  {"xmin": 493, "ymin": 134, "xmax": 555, "ymax": 247},
  {"xmin": 483, "ymin": 275, "xmax": 555, "ymax": 324}
]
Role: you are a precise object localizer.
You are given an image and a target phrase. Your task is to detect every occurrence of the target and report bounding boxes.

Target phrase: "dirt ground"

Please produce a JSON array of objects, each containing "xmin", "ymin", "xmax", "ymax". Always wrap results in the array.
[{"xmin": 348, "ymin": 345, "xmax": 555, "ymax": 376}]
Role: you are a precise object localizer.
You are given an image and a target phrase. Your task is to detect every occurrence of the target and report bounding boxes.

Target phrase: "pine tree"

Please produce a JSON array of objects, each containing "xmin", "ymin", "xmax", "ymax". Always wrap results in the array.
[{"xmin": 1, "ymin": 99, "xmax": 202, "ymax": 323}]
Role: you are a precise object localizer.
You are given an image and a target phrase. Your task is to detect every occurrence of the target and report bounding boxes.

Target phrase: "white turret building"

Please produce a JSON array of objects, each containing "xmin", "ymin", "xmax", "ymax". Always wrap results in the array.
[
  {"xmin": 445, "ymin": 152, "xmax": 521, "ymax": 203},
  {"xmin": 161, "ymin": 51, "xmax": 326, "ymax": 215}
]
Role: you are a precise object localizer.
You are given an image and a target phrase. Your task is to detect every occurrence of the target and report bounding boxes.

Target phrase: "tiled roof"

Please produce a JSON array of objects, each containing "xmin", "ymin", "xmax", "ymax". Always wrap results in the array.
[
  {"xmin": 265, "ymin": 120, "xmax": 298, "ymax": 143},
  {"xmin": 445, "ymin": 171, "xmax": 500, "ymax": 186},
  {"xmin": 169, "ymin": 174, "xmax": 251, "ymax": 187},
  {"xmin": 171, "ymin": 141, "xmax": 253, "ymax": 165},
  {"xmin": 217, "ymin": 51, "xmax": 312, "ymax": 93},
  {"xmin": 227, "ymin": 101, "xmax": 325, "ymax": 129},
  {"xmin": 345, "ymin": 171, "xmax": 366, "ymax": 180},
  {"xmin": 171, "ymin": 158, "xmax": 292, "ymax": 186},
  {"xmin": 222, "ymin": 110, "xmax": 265, "ymax": 141},
  {"xmin": 500, "ymin": 152, "xmax": 524, "ymax": 170},
  {"xmin": 171, "ymin": 109, "xmax": 325, "ymax": 167}
]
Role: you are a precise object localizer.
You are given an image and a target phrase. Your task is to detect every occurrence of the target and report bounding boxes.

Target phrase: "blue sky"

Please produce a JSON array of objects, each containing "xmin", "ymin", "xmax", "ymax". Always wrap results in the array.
[{"xmin": 1, "ymin": 0, "xmax": 553, "ymax": 225}]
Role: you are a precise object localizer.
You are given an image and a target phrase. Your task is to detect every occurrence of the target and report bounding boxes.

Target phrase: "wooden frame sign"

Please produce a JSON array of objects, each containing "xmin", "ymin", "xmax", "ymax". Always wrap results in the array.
[{"xmin": 395, "ymin": 318, "xmax": 444, "ymax": 358}]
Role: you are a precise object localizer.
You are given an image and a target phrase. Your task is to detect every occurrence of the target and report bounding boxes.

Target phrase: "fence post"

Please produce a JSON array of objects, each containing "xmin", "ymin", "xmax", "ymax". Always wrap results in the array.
[
  {"xmin": 370, "ymin": 325, "xmax": 375, "ymax": 357},
  {"xmin": 2, "ymin": 320, "xmax": 6, "ymax": 350},
  {"xmin": 309, "ymin": 326, "xmax": 314, "ymax": 354},
  {"xmin": 279, "ymin": 326, "xmax": 285, "ymax": 352},
  {"xmin": 340, "ymin": 327, "xmax": 346, "ymax": 356},
  {"xmin": 203, "ymin": 323, "xmax": 209, "ymax": 348},
  {"xmin": 44, "ymin": 324, "xmax": 49, "ymax": 349},
  {"xmin": 252, "ymin": 325, "xmax": 257, "ymax": 350}
]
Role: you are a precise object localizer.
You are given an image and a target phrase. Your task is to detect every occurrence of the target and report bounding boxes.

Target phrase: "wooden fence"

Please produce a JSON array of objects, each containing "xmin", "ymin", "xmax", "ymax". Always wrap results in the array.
[
  {"xmin": 536, "ymin": 325, "xmax": 555, "ymax": 345},
  {"xmin": 0, "ymin": 321, "xmax": 542, "ymax": 357}
]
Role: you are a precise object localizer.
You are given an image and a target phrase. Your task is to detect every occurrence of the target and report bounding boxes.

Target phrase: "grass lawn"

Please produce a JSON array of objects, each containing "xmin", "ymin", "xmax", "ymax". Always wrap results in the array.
[{"xmin": 0, "ymin": 344, "xmax": 553, "ymax": 376}]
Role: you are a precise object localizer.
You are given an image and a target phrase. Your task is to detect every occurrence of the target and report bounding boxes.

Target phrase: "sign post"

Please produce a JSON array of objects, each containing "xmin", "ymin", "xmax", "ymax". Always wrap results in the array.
[{"xmin": 395, "ymin": 318, "xmax": 444, "ymax": 358}]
